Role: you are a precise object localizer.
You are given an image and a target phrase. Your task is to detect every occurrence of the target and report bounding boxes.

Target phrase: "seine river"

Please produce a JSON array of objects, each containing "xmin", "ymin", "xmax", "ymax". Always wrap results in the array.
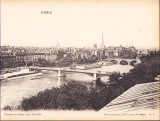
[{"xmin": 1, "ymin": 64, "xmax": 133, "ymax": 109}]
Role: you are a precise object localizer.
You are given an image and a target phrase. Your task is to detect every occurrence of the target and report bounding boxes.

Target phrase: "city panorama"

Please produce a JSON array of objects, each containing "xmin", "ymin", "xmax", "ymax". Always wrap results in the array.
[{"xmin": 1, "ymin": 41, "xmax": 160, "ymax": 112}]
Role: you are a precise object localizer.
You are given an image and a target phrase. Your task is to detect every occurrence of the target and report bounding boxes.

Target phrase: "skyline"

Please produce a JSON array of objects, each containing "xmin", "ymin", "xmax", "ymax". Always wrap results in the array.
[{"xmin": 1, "ymin": 0, "xmax": 159, "ymax": 49}]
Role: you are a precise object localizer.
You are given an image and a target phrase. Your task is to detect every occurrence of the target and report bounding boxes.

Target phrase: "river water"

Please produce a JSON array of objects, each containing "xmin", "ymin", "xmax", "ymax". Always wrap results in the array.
[{"xmin": 1, "ymin": 64, "xmax": 133, "ymax": 109}]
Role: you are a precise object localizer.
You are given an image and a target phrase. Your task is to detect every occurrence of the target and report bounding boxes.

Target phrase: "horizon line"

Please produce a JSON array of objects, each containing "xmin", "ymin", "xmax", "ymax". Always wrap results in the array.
[{"xmin": 0, "ymin": 44, "xmax": 159, "ymax": 50}]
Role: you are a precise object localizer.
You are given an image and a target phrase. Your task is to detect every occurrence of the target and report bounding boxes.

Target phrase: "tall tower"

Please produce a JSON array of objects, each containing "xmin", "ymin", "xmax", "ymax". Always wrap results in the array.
[{"xmin": 99, "ymin": 32, "xmax": 106, "ymax": 49}]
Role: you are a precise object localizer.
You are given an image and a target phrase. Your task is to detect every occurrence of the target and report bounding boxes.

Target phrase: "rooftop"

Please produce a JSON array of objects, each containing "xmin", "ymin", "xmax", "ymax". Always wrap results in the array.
[{"xmin": 101, "ymin": 81, "xmax": 160, "ymax": 112}]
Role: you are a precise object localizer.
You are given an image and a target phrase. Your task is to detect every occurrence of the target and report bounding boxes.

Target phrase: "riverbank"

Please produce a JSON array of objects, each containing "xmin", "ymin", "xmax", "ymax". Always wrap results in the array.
[
  {"xmin": 7, "ymin": 73, "xmax": 43, "ymax": 81},
  {"xmin": 0, "ymin": 68, "xmax": 39, "ymax": 81}
]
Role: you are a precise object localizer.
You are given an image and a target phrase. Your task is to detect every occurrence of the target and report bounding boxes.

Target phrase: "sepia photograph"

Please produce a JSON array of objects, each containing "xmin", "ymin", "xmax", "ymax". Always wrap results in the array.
[{"xmin": 0, "ymin": 0, "xmax": 159, "ymax": 120}]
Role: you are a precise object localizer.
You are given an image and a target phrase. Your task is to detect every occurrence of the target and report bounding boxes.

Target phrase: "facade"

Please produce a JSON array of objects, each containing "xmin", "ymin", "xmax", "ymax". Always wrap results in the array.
[
  {"xmin": 106, "ymin": 51, "xmax": 114, "ymax": 58},
  {"xmin": 105, "ymin": 47, "xmax": 116, "ymax": 58},
  {"xmin": 16, "ymin": 54, "xmax": 25, "ymax": 63},
  {"xmin": 99, "ymin": 49, "xmax": 106, "ymax": 59},
  {"xmin": 24, "ymin": 54, "xmax": 35, "ymax": 62},
  {"xmin": 114, "ymin": 46, "xmax": 123, "ymax": 57},
  {"xmin": 76, "ymin": 51, "xmax": 92, "ymax": 60},
  {"xmin": 45, "ymin": 53, "xmax": 57, "ymax": 61},
  {"xmin": 1, "ymin": 55, "xmax": 16, "ymax": 64}
]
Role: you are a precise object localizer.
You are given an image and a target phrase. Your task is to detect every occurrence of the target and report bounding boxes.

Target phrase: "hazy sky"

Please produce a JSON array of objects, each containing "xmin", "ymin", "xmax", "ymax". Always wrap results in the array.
[{"xmin": 1, "ymin": 0, "xmax": 159, "ymax": 49}]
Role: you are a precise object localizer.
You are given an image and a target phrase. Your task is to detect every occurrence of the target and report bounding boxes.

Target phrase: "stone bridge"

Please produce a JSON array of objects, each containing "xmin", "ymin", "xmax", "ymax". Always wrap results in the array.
[
  {"xmin": 29, "ymin": 66, "xmax": 112, "ymax": 81},
  {"xmin": 108, "ymin": 58, "xmax": 141, "ymax": 65}
]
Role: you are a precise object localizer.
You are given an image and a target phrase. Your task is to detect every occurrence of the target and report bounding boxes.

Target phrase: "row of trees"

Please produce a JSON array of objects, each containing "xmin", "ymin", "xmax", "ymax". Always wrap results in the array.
[
  {"xmin": 34, "ymin": 58, "xmax": 56, "ymax": 67},
  {"xmin": 119, "ymin": 49, "xmax": 137, "ymax": 59},
  {"xmin": 35, "ymin": 55, "xmax": 98, "ymax": 67},
  {"xmin": 0, "ymin": 60, "xmax": 26, "ymax": 69},
  {"xmin": 19, "ymin": 80, "xmax": 125, "ymax": 111},
  {"xmin": 76, "ymin": 55, "xmax": 98, "ymax": 64}
]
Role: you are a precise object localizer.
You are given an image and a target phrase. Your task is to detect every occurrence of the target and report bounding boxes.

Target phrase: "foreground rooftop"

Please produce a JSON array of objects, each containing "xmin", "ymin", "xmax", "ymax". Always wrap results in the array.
[{"xmin": 101, "ymin": 81, "xmax": 160, "ymax": 112}]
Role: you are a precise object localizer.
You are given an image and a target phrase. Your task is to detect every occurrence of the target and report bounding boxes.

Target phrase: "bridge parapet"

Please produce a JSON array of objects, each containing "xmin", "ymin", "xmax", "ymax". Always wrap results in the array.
[{"xmin": 29, "ymin": 66, "xmax": 112, "ymax": 76}]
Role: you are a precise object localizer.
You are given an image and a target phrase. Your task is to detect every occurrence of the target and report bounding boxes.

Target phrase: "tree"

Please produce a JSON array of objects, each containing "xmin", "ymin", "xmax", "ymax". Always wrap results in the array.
[{"xmin": 109, "ymin": 72, "xmax": 121, "ymax": 86}]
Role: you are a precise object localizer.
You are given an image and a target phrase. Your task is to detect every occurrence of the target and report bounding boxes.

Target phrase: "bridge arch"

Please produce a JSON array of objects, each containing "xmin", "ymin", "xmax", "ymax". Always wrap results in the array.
[
  {"xmin": 109, "ymin": 59, "xmax": 118, "ymax": 64},
  {"xmin": 120, "ymin": 60, "xmax": 128, "ymax": 65},
  {"xmin": 130, "ymin": 60, "xmax": 137, "ymax": 66}
]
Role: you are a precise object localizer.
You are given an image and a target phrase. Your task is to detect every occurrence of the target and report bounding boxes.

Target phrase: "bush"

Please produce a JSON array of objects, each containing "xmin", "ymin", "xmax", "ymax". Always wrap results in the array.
[
  {"xmin": 19, "ymin": 80, "xmax": 124, "ymax": 111},
  {"xmin": 20, "ymin": 82, "xmax": 90, "ymax": 110},
  {"xmin": 4, "ymin": 105, "xmax": 13, "ymax": 110}
]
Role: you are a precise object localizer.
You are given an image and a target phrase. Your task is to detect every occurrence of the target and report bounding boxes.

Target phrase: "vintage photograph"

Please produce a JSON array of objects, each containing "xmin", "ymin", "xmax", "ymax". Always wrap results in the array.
[{"xmin": 1, "ymin": 0, "xmax": 159, "ymax": 120}]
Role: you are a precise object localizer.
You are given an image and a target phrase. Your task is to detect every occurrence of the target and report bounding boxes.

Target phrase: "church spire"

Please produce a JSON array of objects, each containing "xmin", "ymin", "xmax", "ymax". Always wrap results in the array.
[{"xmin": 99, "ymin": 32, "xmax": 106, "ymax": 49}]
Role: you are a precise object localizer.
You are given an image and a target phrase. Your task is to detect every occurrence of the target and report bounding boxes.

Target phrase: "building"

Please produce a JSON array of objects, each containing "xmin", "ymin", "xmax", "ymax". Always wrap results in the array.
[
  {"xmin": 105, "ymin": 47, "xmax": 116, "ymax": 58},
  {"xmin": 15, "ymin": 53, "xmax": 25, "ymax": 63},
  {"xmin": 1, "ymin": 55, "xmax": 16, "ymax": 64},
  {"xmin": 114, "ymin": 45, "xmax": 123, "ymax": 57},
  {"xmin": 45, "ymin": 53, "xmax": 57, "ymax": 61},
  {"xmin": 76, "ymin": 50, "xmax": 92, "ymax": 60},
  {"xmin": 24, "ymin": 53, "xmax": 35, "ymax": 62}
]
